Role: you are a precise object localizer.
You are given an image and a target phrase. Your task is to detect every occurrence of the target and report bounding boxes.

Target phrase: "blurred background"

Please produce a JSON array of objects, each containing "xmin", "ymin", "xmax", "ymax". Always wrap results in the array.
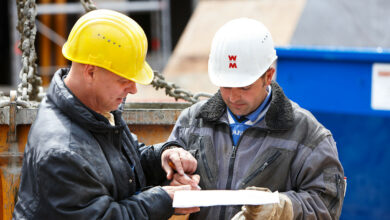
[{"xmin": 1, "ymin": 0, "xmax": 390, "ymax": 219}]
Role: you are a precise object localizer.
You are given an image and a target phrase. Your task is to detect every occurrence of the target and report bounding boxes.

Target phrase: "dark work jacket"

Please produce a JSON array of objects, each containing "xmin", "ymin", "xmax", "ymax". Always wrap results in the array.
[
  {"xmin": 169, "ymin": 81, "xmax": 345, "ymax": 220},
  {"xmin": 13, "ymin": 68, "xmax": 175, "ymax": 220}
]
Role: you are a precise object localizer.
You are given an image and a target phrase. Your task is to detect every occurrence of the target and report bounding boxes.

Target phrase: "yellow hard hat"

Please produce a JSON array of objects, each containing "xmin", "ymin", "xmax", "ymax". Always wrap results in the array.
[{"xmin": 62, "ymin": 9, "xmax": 153, "ymax": 85}]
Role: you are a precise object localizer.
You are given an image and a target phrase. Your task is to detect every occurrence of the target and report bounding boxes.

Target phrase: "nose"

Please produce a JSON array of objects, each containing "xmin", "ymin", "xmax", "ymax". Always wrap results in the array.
[
  {"xmin": 229, "ymin": 88, "xmax": 241, "ymax": 103},
  {"xmin": 125, "ymin": 80, "xmax": 137, "ymax": 94}
]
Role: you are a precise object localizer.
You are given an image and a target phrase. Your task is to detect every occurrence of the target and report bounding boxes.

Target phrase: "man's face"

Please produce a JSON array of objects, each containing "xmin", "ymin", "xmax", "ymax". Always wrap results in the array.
[
  {"xmin": 91, "ymin": 67, "xmax": 137, "ymax": 113},
  {"xmin": 220, "ymin": 70, "xmax": 273, "ymax": 116}
]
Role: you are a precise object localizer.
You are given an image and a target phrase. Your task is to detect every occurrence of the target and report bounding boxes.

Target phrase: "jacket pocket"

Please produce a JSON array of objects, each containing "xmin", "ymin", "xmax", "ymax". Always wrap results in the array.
[
  {"xmin": 240, "ymin": 147, "xmax": 294, "ymax": 190},
  {"xmin": 329, "ymin": 174, "xmax": 345, "ymax": 218},
  {"xmin": 199, "ymin": 136, "xmax": 215, "ymax": 183},
  {"xmin": 189, "ymin": 134, "xmax": 217, "ymax": 188},
  {"xmin": 241, "ymin": 150, "xmax": 281, "ymax": 186},
  {"xmin": 322, "ymin": 168, "xmax": 345, "ymax": 218}
]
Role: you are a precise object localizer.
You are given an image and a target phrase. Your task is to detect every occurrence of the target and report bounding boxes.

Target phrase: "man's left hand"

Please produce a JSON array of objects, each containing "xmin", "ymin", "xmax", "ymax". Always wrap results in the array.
[
  {"xmin": 231, "ymin": 187, "xmax": 293, "ymax": 220},
  {"xmin": 170, "ymin": 173, "xmax": 201, "ymax": 190}
]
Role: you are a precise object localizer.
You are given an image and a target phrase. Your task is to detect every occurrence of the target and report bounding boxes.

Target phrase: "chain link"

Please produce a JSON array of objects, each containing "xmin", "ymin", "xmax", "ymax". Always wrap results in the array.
[
  {"xmin": 16, "ymin": 0, "xmax": 43, "ymax": 102},
  {"xmin": 151, "ymin": 72, "xmax": 212, "ymax": 104},
  {"xmin": 80, "ymin": 0, "xmax": 97, "ymax": 12}
]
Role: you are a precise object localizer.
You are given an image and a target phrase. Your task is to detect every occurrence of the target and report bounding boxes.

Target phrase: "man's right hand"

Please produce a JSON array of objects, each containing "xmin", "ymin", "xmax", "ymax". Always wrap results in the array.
[
  {"xmin": 161, "ymin": 147, "xmax": 197, "ymax": 180},
  {"xmin": 162, "ymin": 185, "xmax": 200, "ymax": 214}
]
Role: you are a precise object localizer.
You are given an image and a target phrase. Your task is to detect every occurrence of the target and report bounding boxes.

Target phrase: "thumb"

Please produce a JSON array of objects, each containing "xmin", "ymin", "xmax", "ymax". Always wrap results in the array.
[
  {"xmin": 166, "ymin": 169, "xmax": 174, "ymax": 180},
  {"xmin": 162, "ymin": 162, "xmax": 175, "ymax": 180}
]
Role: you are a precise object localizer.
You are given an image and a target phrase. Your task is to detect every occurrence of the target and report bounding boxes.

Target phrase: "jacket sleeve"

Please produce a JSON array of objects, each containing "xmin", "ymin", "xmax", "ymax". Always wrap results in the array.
[
  {"xmin": 167, "ymin": 107, "xmax": 192, "ymax": 150},
  {"xmin": 286, "ymin": 135, "xmax": 345, "ymax": 220},
  {"xmin": 122, "ymin": 122, "xmax": 183, "ymax": 186},
  {"xmin": 34, "ymin": 149, "xmax": 174, "ymax": 220},
  {"xmin": 137, "ymin": 137, "xmax": 184, "ymax": 186}
]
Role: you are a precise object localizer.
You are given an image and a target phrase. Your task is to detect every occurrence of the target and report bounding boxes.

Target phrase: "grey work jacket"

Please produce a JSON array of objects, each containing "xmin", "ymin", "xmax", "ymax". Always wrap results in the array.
[
  {"xmin": 168, "ymin": 81, "xmax": 345, "ymax": 220},
  {"xmin": 13, "ymin": 68, "xmax": 176, "ymax": 220}
]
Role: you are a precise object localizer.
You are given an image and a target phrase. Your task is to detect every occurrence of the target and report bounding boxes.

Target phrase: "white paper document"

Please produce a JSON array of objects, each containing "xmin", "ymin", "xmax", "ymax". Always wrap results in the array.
[{"xmin": 172, "ymin": 190, "xmax": 279, "ymax": 208}]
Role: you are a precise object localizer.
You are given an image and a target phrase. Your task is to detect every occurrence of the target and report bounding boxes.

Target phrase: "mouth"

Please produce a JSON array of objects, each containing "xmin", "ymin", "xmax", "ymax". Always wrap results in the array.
[
  {"xmin": 230, "ymin": 102, "xmax": 245, "ymax": 109},
  {"xmin": 116, "ymin": 98, "xmax": 124, "ymax": 104}
]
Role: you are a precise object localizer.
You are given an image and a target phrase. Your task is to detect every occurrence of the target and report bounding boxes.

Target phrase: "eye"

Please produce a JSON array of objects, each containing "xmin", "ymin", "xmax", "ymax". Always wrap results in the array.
[
  {"xmin": 241, "ymin": 86, "xmax": 251, "ymax": 90},
  {"xmin": 118, "ymin": 79, "xmax": 129, "ymax": 85}
]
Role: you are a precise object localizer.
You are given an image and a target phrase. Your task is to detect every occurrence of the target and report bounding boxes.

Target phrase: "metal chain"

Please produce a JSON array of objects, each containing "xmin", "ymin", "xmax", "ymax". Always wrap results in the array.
[
  {"xmin": 80, "ymin": 0, "xmax": 97, "ymax": 12},
  {"xmin": 16, "ymin": 0, "xmax": 43, "ymax": 102},
  {"xmin": 79, "ymin": 1, "xmax": 211, "ymax": 104},
  {"xmin": 151, "ymin": 72, "xmax": 212, "ymax": 103},
  {"xmin": 6, "ymin": 0, "xmax": 210, "ymax": 106}
]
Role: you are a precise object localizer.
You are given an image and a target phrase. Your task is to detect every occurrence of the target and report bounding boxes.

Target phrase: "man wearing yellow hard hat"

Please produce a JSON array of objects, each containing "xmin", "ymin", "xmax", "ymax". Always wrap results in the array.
[{"xmin": 13, "ymin": 9, "xmax": 200, "ymax": 219}]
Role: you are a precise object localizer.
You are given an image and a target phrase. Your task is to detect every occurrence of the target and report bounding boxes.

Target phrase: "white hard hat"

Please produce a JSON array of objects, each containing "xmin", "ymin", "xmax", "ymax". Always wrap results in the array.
[{"xmin": 208, "ymin": 18, "xmax": 277, "ymax": 87}]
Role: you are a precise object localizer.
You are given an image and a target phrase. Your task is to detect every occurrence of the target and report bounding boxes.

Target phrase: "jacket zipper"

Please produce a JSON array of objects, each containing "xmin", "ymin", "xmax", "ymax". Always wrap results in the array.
[
  {"xmin": 218, "ymin": 129, "xmax": 249, "ymax": 220},
  {"xmin": 240, "ymin": 151, "xmax": 281, "ymax": 186},
  {"xmin": 329, "ymin": 174, "xmax": 341, "ymax": 210}
]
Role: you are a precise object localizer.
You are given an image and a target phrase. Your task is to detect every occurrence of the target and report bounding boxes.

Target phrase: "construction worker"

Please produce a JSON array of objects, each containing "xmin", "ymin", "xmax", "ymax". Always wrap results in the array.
[
  {"xmin": 13, "ymin": 9, "xmax": 200, "ymax": 219},
  {"xmin": 168, "ymin": 18, "xmax": 345, "ymax": 219}
]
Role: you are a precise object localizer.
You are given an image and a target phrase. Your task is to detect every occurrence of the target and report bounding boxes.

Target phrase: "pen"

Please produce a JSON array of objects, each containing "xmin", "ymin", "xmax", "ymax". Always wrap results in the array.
[{"xmin": 168, "ymin": 161, "xmax": 201, "ymax": 189}]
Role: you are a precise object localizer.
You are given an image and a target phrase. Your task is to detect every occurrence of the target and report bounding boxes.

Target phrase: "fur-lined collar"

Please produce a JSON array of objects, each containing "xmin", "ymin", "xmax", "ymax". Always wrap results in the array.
[{"xmin": 196, "ymin": 81, "xmax": 294, "ymax": 131}]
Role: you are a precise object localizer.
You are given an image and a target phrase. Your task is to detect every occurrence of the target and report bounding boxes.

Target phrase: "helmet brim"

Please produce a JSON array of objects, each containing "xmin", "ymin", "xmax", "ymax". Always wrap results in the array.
[{"xmin": 131, "ymin": 61, "xmax": 154, "ymax": 85}]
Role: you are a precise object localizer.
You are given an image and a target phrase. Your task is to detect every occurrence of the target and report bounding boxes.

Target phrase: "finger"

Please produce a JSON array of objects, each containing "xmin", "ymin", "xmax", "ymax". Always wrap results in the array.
[
  {"xmin": 245, "ymin": 204, "xmax": 264, "ymax": 214},
  {"xmin": 161, "ymin": 150, "xmax": 176, "ymax": 180},
  {"xmin": 174, "ymin": 207, "xmax": 201, "ymax": 214},
  {"xmin": 171, "ymin": 173, "xmax": 191, "ymax": 186},
  {"xmin": 162, "ymin": 185, "xmax": 192, "ymax": 200},
  {"xmin": 178, "ymin": 173, "xmax": 201, "ymax": 189},
  {"xmin": 183, "ymin": 174, "xmax": 201, "ymax": 189},
  {"xmin": 190, "ymin": 184, "xmax": 201, "ymax": 190},
  {"xmin": 178, "ymin": 151, "xmax": 197, "ymax": 174},
  {"xmin": 161, "ymin": 162, "xmax": 175, "ymax": 180},
  {"xmin": 180, "ymin": 174, "xmax": 194, "ymax": 184},
  {"xmin": 170, "ymin": 178, "xmax": 181, "ymax": 186},
  {"xmin": 176, "ymin": 184, "xmax": 192, "ymax": 191},
  {"xmin": 190, "ymin": 175, "xmax": 201, "ymax": 190},
  {"xmin": 191, "ymin": 174, "xmax": 200, "ymax": 184},
  {"xmin": 166, "ymin": 169, "xmax": 174, "ymax": 180},
  {"xmin": 169, "ymin": 153, "xmax": 185, "ymax": 175},
  {"xmin": 172, "ymin": 173, "xmax": 192, "ymax": 185}
]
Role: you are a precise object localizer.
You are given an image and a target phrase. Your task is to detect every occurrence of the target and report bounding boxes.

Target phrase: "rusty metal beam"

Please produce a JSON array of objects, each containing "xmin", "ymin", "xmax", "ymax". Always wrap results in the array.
[{"xmin": 1, "ymin": 102, "xmax": 191, "ymax": 125}]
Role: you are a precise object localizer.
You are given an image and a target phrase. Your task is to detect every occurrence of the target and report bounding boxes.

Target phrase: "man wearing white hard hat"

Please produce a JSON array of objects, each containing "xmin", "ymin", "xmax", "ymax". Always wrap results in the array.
[{"xmin": 168, "ymin": 18, "xmax": 345, "ymax": 219}]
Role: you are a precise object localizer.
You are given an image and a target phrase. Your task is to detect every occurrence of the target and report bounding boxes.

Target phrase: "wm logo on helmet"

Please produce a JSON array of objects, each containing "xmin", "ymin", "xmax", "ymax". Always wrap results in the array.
[{"xmin": 228, "ymin": 55, "xmax": 237, "ymax": 68}]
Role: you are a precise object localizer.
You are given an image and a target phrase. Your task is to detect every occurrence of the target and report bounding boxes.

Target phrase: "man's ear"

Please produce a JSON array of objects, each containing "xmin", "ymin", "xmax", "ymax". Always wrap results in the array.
[
  {"xmin": 83, "ymin": 64, "xmax": 97, "ymax": 83},
  {"xmin": 266, "ymin": 67, "xmax": 275, "ymax": 85}
]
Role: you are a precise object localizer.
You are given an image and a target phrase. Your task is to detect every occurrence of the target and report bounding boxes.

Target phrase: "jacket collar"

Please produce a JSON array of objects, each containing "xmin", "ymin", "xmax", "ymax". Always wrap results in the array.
[
  {"xmin": 46, "ymin": 68, "xmax": 124, "ymax": 133},
  {"xmin": 196, "ymin": 81, "xmax": 294, "ymax": 131}
]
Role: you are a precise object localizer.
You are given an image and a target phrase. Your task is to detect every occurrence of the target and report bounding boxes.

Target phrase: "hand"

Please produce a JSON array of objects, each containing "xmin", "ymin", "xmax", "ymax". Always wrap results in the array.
[
  {"xmin": 231, "ymin": 187, "xmax": 293, "ymax": 220},
  {"xmin": 161, "ymin": 147, "xmax": 197, "ymax": 180},
  {"xmin": 170, "ymin": 173, "xmax": 201, "ymax": 190},
  {"xmin": 162, "ymin": 185, "xmax": 200, "ymax": 214}
]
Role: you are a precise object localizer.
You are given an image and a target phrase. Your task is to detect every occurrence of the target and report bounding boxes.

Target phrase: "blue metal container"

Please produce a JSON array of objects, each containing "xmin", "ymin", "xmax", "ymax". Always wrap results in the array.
[{"xmin": 276, "ymin": 46, "xmax": 390, "ymax": 220}]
